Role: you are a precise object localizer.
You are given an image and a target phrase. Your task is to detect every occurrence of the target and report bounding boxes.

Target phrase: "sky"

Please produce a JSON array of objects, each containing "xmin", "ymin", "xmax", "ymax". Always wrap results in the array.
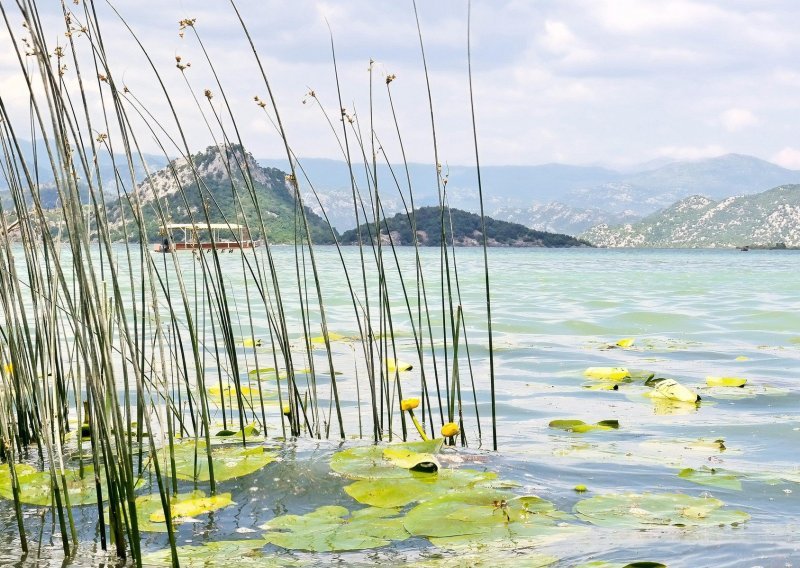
[{"xmin": 3, "ymin": 0, "xmax": 800, "ymax": 169}]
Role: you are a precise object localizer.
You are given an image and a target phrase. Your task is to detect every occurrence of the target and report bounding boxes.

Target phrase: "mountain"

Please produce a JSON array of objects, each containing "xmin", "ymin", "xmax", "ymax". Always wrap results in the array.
[
  {"xmin": 565, "ymin": 154, "xmax": 800, "ymax": 216},
  {"xmin": 262, "ymin": 158, "xmax": 623, "ymax": 227},
  {"xmin": 0, "ymin": 139, "xmax": 169, "ymax": 207},
  {"xmin": 339, "ymin": 206, "xmax": 591, "ymax": 247},
  {"xmin": 107, "ymin": 145, "xmax": 336, "ymax": 243},
  {"xmin": 490, "ymin": 201, "xmax": 640, "ymax": 235},
  {"xmin": 580, "ymin": 184, "xmax": 800, "ymax": 248},
  {"xmin": 263, "ymin": 154, "xmax": 800, "ymax": 234}
]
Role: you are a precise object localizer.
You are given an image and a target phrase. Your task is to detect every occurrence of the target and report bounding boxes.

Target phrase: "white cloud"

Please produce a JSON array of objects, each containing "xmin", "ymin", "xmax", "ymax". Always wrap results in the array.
[
  {"xmin": 655, "ymin": 145, "xmax": 727, "ymax": 161},
  {"xmin": 720, "ymin": 108, "xmax": 758, "ymax": 132},
  {"xmin": 772, "ymin": 147, "xmax": 800, "ymax": 169},
  {"xmin": 592, "ymin": 0, "xmax": 726, "ymax": 34},
  {"xmin": 540, "ymin": 20, "xmax": 576, "ymax": 54}
]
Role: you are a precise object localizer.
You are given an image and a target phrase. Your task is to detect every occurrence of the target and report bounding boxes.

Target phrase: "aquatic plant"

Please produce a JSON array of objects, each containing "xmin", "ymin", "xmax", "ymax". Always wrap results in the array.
[{"xmin": 0, "ymin": 0, "xmax": 497, "ymax": 564}]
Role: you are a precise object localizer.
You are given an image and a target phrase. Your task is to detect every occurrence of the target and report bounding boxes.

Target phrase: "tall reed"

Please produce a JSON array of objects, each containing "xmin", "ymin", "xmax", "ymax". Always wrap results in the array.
[{"xmin": 0, "ymin": 0, "xmax": 497, "ymax": 563}]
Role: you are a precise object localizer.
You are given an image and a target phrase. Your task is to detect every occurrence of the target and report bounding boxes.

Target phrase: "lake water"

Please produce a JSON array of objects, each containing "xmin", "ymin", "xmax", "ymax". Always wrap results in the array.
[{"xmin": 1, "ymin": 247, "xmax": 799, "ymax": 567}]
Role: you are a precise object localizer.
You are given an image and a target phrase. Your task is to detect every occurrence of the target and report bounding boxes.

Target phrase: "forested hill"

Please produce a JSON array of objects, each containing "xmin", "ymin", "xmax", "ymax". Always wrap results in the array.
[{"xmin": 339, "ymin": 206, "xmax": 591, "ymax": 247}]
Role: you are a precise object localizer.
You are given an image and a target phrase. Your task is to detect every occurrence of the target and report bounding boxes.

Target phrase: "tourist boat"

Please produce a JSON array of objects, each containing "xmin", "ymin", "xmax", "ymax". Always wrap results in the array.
[{"xmin": 154, "ymin": 222, "xmax": 257, "ymax": 253}]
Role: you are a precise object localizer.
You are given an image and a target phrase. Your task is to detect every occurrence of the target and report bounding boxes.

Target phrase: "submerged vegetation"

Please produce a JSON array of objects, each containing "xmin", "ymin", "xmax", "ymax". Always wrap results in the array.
[
  {"xmin": 0, "ymin": 2, "xmax": 790, "ymax": 568},
  {"xmin": 0, "ymin": 0, "xmax": 505, "ymax": 564}
]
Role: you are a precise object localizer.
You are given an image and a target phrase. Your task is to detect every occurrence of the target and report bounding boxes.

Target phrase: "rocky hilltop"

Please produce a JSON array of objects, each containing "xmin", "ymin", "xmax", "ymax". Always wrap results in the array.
[
  {"xmin": 108, "ymin": 144, "xmax": 335, "ymax": 243},
  {"xmin": 580, "ymin": 184, "xmax": 800, "ymax": 248}
]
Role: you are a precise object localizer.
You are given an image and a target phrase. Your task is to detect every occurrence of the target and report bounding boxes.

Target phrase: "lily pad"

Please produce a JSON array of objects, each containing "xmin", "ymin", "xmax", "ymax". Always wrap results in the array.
[
  {"xmin": 260, "ymin": 505, "xmax": 408, "ymax": 552},
  {"xmin": 140, "ymin": 539, "xmax": 285, "ymax": 567},
  {"xmin": 345, "ymin": 468, "xmax": 498, "ymax": 508},
  {"xmin": 215, "ymin": 422, "xmax": 260, "ymax": 438},
  {"xmin": 387, "ymin": 358, "xmax": 413, "ymax": 372},
  {"xmin": 549, "ymin": 419, "xmax": 619, "ymax": 433},
  {"xmin": 698, "ymin": 384, "xmax": 789, "ymax": 400},
  {"xmin": 330, "ymin": 439, "xmax": 444, "ymax": 480},
  {"xmin": 645, "ymin": 378, "xmax": 699, "ymax": 403},
  {"xmin": 678, "ymin": 467, "xmax": 742, "ymax": 491},
  {"xmin": 584, "ymin": 367, "xmax": 630, "ymax": 381},
  {"xmin": 131, "ymin": 490, "xmax": 233, "ymax": 532},
  {"xmin": 404, "ymin": 488, "xmax": 578, "ymax": 551},
  {"xmin": 167, "ymin": 442, "xmax": 276, "ymax": 482},
  {"xmin": 706, "ymin": 376, "xmax": 747, "ymax": 388},
  {"xmin": 248, "ymin": 367, "xmax": 308, "ymax": 381},
  {"xmin": 0, "ymin": 463, "xmax": 103, "ymax": 506},
  {"xmin": 417, "ymin": 553, "xmax": 557, "ymax": 567},
  {"xmin": 239, "ymin": 338, "xmax": 263, "ymax": 348},
  {"xmin": 149, "ymin": 492, "xmax": 235, "ymax": 523},
  {"xmin": 310, "ymin": 332, "xmax": 347, "ymax": 344},
  {"xmin": 575, "ymin": 492, "xmax": 749, "ymax": 528},
  {"xmin": 208, "ymin": 383, "xmax": 255, "ymax": 399}
]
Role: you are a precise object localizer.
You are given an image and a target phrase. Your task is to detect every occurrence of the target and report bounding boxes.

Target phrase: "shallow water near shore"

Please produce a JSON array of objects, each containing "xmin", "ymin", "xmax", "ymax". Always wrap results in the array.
[{"xmin": 2, "ymin": 247, "xmax": 799, "ymax": 567}]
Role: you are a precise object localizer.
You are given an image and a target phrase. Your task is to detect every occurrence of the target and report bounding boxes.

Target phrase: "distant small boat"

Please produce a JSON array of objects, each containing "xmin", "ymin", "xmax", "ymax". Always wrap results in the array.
[
  {"xmin": 154, "ymin": 222, "xmax": 257, "ymax": 253},
  {"xmin": 740, "ymin": 246, "xmax": 750, "ymax": 252}
]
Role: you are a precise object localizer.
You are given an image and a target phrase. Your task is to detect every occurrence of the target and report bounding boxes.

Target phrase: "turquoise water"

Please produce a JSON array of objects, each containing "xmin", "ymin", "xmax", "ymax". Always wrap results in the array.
[{"xmin": 2, "ymin": 247, "xmax": 799, "ymax": 566}]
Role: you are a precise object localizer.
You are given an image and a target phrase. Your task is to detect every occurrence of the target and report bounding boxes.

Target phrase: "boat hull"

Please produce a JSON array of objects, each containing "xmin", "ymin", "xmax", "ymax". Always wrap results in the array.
[{"xmin": 153, "ymin": 241, "xmax": 256, "ymax": 253}]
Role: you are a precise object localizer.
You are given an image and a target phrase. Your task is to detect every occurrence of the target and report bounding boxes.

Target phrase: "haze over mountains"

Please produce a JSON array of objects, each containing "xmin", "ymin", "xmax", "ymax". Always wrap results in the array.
[
  {"xmin": 5, "ymin": 139, "xmax": 800, "ymax": 240},
  {"xmin": 262, "ymin": 154, "xmax": 800, "ymax": 235}
]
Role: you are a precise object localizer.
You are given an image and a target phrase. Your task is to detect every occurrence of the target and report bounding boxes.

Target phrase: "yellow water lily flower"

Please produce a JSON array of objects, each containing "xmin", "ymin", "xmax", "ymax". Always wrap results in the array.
[
  {"xmin": 2, "ymin": 363, "xmax": 12, "ymax": 375},
  {"xmin": 616, "ymin": 338, "xmax": 635, "ymax": 348},
  {"xmin": 401, "ymin": 398, "xmax": 420, "ymax": 411},
  {"xmin": 282, "ymin": 403, "xmax": 291, "ymax": 416},
  {"xmin": 441, "ymin": 422, "xmax": 459, "ymax": 438}
]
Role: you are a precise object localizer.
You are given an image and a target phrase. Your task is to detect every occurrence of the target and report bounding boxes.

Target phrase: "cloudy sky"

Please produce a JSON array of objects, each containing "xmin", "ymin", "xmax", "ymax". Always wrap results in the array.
[{"xmin": 3, "ymin": 0, "xmax": 800, "ymax": 169}]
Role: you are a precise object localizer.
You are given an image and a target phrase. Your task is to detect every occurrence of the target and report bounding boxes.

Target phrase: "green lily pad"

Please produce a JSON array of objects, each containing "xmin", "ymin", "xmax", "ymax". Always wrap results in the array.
[
  {"xmin": 140, "ymin": 539, "xmax": 290, "ymax": 567},
  {"xmin": 166, "ymin": 442, "xmax": 276, "ymax": 482},
  {"xmin": 0, "ymin": 463, "xmax": 103, "ymax": 506},
  {"xmin": 345, "ymin": 468, "xmax": 498, "ymax": 508},
  {"xmin": 575, "ymin": 492, "xmax": 749, "ymax": 528},
  {"xmin": 260, "ymin": 505, "xmax": 408, "ymax": 552},
  {"xmin": 215, "ymin": 422, "xmax": 260, "ymax": 438},
  {"xmin": 248, "ymin": 368, "xmax": 316, "ymax": 382},
  {"xmin": 130, "ymin": 490, "xmax": 233, "ymax": 532},
  {"xmin": 678, "ymin": 467, "xmax": 742, "ymax": 491},
  {"xmin": 404, "ymin": 488, "xmax": 579, "ymax": 551},
  {"xmin": 417, "ymin": 553, "xmax": 557, "ymax": 567},
  {"xmin": 698, "ymin": 384, "xmax": 789, "ymax": 400},
  {"xmin": 549, "ymin": 419, "xmax": 619, "ymax": 433},
  {"xmin": 383, "ymin": 444, "xmax": 441, "ymax": 472},
  {"xmin": 330, "ymin": 439, "xmax": 444, "ymax": 480}
]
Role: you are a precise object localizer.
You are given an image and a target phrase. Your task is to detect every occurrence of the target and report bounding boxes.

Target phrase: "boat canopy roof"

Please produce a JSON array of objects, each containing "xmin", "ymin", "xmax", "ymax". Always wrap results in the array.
[{"xmin": 163, "ymin": 223, "xmax": 244, "ymax": 230}]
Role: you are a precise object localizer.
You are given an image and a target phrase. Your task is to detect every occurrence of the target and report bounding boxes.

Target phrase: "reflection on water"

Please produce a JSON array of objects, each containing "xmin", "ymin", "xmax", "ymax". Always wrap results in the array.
[{"xmin": 2, "ymin": 248, "xmax": 800, "ymax": 566}]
